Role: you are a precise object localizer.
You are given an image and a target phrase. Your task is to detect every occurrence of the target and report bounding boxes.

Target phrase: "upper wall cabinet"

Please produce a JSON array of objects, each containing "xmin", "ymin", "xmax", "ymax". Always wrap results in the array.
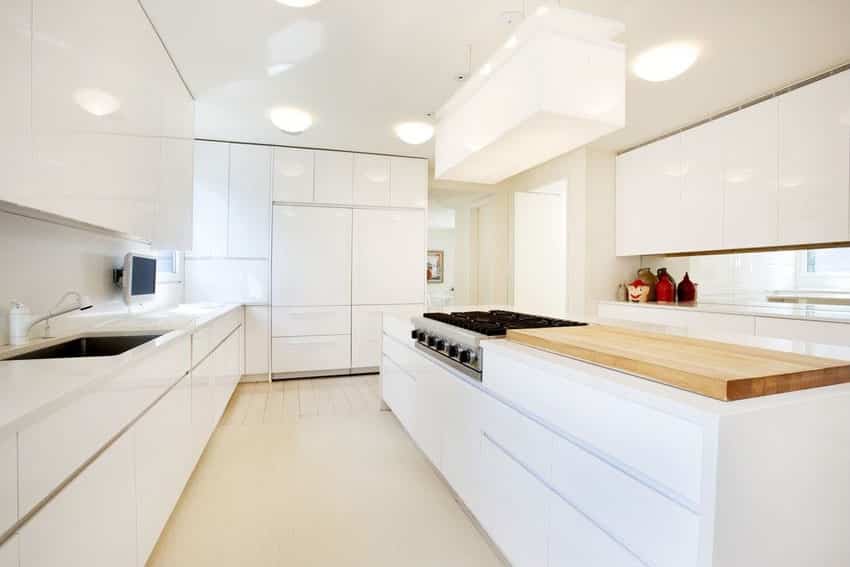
[
  {"xmin": 777, "ymin": 71, "xmax": 850, "ymax": 245},
  {"xmin": 390, "ymin": 157, "xmax": 429, "ymax": 208},
  {"xmin": 228, "ymin": 144, "xmax": 272, "ymax": 258},
  {"xmin": 616, "ymin": 69, "xmax": 849, "ymax": 256},
  {"xmin": 192, "ymin": 141, "xmax": 229, "ymax": 257},
  {"xmin": 353, "ymin": 154, "xmax": 391, "ymax": 206},
  {"xmin": 273, "ymin": 147, "xmax": 314, "ymax": 203},
  {"xmin": 315, "ymin": 151, "xmax": 353, "ymax": 205}
]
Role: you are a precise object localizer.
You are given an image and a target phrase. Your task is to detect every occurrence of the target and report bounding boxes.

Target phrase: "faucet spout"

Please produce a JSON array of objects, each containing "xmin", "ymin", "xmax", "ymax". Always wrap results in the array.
[{"xmin": 27, "ymin": 291, "xmax": 95, "ymax": 339}]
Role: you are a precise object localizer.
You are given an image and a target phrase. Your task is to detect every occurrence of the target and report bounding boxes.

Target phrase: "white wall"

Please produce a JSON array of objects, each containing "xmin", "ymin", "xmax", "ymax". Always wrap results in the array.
[{"xmin": 0, "ymin": 210, "xmax": 183, "ymax": 345}]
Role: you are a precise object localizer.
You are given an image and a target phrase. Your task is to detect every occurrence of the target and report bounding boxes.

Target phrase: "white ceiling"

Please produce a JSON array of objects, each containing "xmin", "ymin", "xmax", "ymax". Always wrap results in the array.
[{"xmin": 142, "ymin": 0, "xmax": 850, "ymax": 161}]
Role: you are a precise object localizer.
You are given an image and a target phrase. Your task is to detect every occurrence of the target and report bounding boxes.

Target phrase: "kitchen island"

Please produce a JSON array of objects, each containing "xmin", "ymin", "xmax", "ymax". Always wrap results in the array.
[{"xmin": 380, "ymin": 310, "xmax": 850, "ymax": 567}]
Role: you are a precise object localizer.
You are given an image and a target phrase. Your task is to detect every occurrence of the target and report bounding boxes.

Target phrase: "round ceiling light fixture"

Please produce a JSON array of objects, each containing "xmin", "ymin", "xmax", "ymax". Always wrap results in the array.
[
  {"xmin": 276, "ymin": 0, "xmax": 321, "ymax": 7},
  {"xmin": 394, "ymin": 121, "xmax": 435, "ymax": 145},
  {"xmin": 269, "ymin": 106, "xmax": 313, "ymax": 134},
  {"xmin": 632, "ymin": 42, "xmax": 700, "ymax": 82}
]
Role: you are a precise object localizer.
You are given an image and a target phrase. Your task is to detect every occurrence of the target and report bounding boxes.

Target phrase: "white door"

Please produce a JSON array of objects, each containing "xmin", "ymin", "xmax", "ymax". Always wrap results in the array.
[
  {"xmin": 272, "ymin": 206, "xmax": 352, "ymax": 306},
  {"xmin": 352, "ymin": 209, "xmax": 426, "ymax": 305},
  {"xmin": 514, "ymin": 190, "xmax": 566, "ymax": 316},
  {"xmin": 315, "ymin": 150, "xmax": 353, "ymax": 204},
  {"xmin": 353, "ymin": 154, "xmax": 390, "ymax": 206},
  {"xmin": 228, "ymin": 144, "xmax": 272, "ymax": 258},
  {"xmin": 192, "ymin": 141, "xmax": 229, "ymax": 257}
]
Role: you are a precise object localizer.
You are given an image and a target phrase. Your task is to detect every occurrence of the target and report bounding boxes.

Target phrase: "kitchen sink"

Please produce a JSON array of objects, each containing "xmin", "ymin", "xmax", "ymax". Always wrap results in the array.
[{"xmin": 3, "ymin": 334, "xmax": 165, "ymax": 361}]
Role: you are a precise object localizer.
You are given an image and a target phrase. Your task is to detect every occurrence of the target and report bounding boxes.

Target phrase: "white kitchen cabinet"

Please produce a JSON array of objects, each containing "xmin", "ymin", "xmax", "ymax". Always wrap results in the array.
[
  {"xmin": 185, "ymin": 258, "xmax": 270, "ymax": 304},
  {"xmin": 228, "ymin": 144, "xmax": 272, "ymax": 258},
  {"xmin": 273, "ymin": 147, "xmax": 314, "ymax": 203},
  {"xmin": 192, "ymin": 141, "xmax": 230, "ymax": 257},
  {"xmin": 0, "ymin": 433, "xmax": 16, "ymax": 536},
  {"xmin": 440, "ymin": 377, "xmax": 483, "ymax": 516},
  {"xmin": 381, "ymin": 354, "xmax": 416, "ymax": 432},
  {"xmin": 722, "ymin": 98, "xmax": 779, "ymax": 249},
  {"xmin": 352, "ymin": 304, "xmax": 424, "ymax": 370},
  {"xmin": 18, "ymin": 434, "xmax": 137, "ymax": 567},
  {"xmin": 154, "ymin": 137, "xmax": 194, "ymax": 250},
  {"xmin": 0, "ymin": 536, "xmax": 16, "ymax": 567},
  {"xmin": 478, "ymin": 436, "xmax": 550, "ymax": 567},
  {"xmin": 315, "ymin": 151, "xmax": 353, "ymax": 205},
  {"xmin": 680, "ymin": 119, "xmax": 724, "ymax": 252},
  {"xmin": 134, "ymin": 375, "xmax": 192, "ymax": 566},
  {"xmin": 548, "ymin": 493, "xmax": 643, "ymax": 567},
  {"xmin": 755, "ymin": 316, "xmax": 850, "ymax": 348},
  {"xmin": 212, "ymin": 328, "xmax": 243, "ymax": 423},
  {"xmin": 412, "ymin": 353, "xmax": 450, "ymax": 467},
  {"xmin": 352, "ymin": 209, "xmax": 426, "ymax": 305},
  {"xmin": 272, "ymin": 206, "xmax": 352, "ymax": 306},
  {"xmin": 244, "ymin": 306, "xmax": 270, "ymax": 376},
  {"xmin": 271, "ymin": 335, "xmax": 351, "ymax": 374},
  {"xmin": 777, "ymin": 70, "xmax": 850, "ymax": 245},
  {"xmin": 272, "ymin": 306, "xmax": 350, "ymax": 337},
  {"xmin": 390, "ymin": 157, "xmax": 429, "ymax": 208},
  {"xmin": 353, "ymin": 154, "xmax": 391, "ymax": 206}
]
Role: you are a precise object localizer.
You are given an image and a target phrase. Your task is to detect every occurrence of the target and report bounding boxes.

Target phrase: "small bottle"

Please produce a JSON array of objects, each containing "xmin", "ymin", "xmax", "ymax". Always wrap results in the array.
[
  {"xmin": 616, "ymin": 283, "xmax": 627, "ymax": 302},
  {"xmin": 8, "ymin": 301, "xmax": 32, "ymax": 346}
]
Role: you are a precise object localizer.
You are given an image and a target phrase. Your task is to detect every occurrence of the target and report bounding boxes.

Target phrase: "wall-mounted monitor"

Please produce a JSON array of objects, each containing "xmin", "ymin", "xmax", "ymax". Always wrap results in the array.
[{"xmin": 123, "ymin": 252, "xmax": 157, "ymax": 305}]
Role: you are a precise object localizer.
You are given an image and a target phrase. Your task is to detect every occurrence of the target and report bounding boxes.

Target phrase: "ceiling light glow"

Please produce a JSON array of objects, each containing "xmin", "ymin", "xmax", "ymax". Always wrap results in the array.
[
  {"xmin": 269, "ymin": 106, "xmax": 313, "ymax": 134},
  {"xmin": 632, "ymin": 42, "xmax": 700, "ymax": 82},
  {"xmin": 394, "ymin": 122, "xmax": 435, "ymax": 145},
  {"xmin": 504, "ymin": 35, "xmax": 518, "ymax": 49},
  {"xmin": 73, "ymin": 88, "xmax": 121, "ymax": 117},
  {"xmin": 480, "ymin": 63, "xmax": 493, "ymax": 77},
  {"xmin": 276, "ymin": 0, "xmax": 321, "ymax": 7},
  {"xmin": 535, "ymin": 4, "xmax": 550, "ymax": 16}
]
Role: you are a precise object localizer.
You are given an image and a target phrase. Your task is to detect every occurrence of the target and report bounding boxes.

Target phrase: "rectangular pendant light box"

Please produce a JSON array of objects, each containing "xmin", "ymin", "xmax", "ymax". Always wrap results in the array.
[{"xmin": 434, "ymin": 6, "xmax": 626, "ymax": 184}]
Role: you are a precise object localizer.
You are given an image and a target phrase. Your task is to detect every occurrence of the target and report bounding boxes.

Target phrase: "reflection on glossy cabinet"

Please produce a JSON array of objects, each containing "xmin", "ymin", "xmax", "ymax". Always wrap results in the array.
[
  {"xmin": 154, "ymin": 138, "xmax": 194, "ymax": 250},
  {"xmin": 245, "ymin": 306, "xmax": 270, "ymax": 376},
  {"xmin": 18, "ymin": 434, "xmax": 137, "ymax": 567},
  {"xmin": 315, "ymin": 151, "xmax": 353, "ymax": 204},
  {"xmin": 192, "ymin": 141, "xmax": 229, "ymax": 257},
  {"xmin": 390, "ymin": 157, "xmax": 429, "ymax": 208},
  {"xmin": 273, "ymin": 147, "xmax": 314, "ymax": 203},
  {"xmin": 352, "ymin": 209, "xmax": 426, "ymax": 305},
  {"xmin": 722, "ymin": 99, "xmax": 779, "ymax": 249},
  {"xmin": 353, "ymin": 154, "xmax": 390, "ymax": 206},
  {"xmin": 272, "ymin": 206, "xmax": 352, "ymax": 306},
  {"xmin": 778, "ymin": 70, "xmax": 850, "ymax": 245},
  {"xmin": 680, "ymin": 120, "xmax": 724, "ymax": 252},
  {"xmin": 228, "ymin": 144, "xmax": 271, "ymax": 258}
]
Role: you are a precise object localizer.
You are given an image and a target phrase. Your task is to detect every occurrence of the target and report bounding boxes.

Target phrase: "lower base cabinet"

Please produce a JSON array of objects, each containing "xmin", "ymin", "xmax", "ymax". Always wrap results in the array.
[{"xmin": 381, "ymin": 356, "xmax": 415, "ymax": 431}]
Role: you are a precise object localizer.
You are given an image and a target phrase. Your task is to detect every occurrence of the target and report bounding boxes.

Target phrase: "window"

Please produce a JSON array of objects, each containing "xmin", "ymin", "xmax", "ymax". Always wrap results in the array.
[
  {"xmin": 796, "ymin": 248, "xmax": 850, "ymax": 290},
  {"xmin": 154, "ymin": 250, "xmax": 182, "ymax": 283}
]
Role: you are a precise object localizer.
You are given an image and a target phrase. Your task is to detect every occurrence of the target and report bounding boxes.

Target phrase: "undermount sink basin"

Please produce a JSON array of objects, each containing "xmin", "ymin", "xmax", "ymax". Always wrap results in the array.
[{"xmin": 3, "ymin": 334, "xmax": 164, "ymax": 361}]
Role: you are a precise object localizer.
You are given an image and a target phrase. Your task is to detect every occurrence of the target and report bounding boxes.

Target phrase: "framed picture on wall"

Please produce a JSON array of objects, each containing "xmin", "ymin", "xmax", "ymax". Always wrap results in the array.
[{"xmin": 427, "ymin": 250, "xmax": 444, "ymax": 284}]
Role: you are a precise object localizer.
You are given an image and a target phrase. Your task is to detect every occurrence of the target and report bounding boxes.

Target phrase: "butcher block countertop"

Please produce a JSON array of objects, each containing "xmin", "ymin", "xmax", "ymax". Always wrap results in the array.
[{"xmin": 506, "ymin": 324, "xmax": 850, "ymax": 401}]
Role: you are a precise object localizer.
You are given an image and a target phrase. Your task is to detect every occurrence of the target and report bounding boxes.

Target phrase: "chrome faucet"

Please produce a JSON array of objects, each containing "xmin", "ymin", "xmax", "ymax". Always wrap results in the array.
[{"xmin": 27, "ymin": 292, "xmax": 94, "ymax": 339}]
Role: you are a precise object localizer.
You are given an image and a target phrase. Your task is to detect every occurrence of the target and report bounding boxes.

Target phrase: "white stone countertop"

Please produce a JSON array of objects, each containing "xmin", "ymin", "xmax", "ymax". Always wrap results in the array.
[{"xmin": 598, "ymin": 298, "xmax": 850, "ymax": 324}]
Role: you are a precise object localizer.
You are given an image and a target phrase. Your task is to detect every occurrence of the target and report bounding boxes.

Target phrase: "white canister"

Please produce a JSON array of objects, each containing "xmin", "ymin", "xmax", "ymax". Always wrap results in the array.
[{"xmin": 9, "ymin": 301, "xmax": 32, "ymax": 346}]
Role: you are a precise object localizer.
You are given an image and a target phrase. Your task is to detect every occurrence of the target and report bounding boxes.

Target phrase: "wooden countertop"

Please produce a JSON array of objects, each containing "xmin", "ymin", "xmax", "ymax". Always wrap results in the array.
[{"xmin": 506, "ymin": 325, "xmax": 850, "ymax": 401}]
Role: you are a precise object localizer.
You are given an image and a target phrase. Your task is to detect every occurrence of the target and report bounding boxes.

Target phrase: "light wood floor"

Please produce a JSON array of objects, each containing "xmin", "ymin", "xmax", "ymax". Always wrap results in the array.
[{"xmin": 147, "ymin": 376, "xmax": 505, "ymax": 567}]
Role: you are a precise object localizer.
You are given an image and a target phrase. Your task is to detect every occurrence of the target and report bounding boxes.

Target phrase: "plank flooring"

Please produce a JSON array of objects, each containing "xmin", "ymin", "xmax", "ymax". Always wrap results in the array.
[{"xmin": 147, "ymin": 376, "xmax": 504, "ymax": 567}]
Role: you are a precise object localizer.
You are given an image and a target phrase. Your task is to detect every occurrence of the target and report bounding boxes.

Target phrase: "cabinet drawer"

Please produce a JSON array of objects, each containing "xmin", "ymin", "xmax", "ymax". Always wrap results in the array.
[
  {"xmin": 481, "ymin": 395, "xmax": 554, "ymax": 484},
  {"xmin": 550, "ymin": 435, "xmax": 700, "ymax": 567},
  {"xmin": 0, "ymin": 433, "xmax": 16, "ymax": 535},
  {"xmin": 549, "ymin": 492, "xmax": 643, "ymax": 567},
  {"xmin": 272, "ymin": 306, "xmax": 350, "ymax": 337},
  {"xmin": 192, "ymin": 308, "xmax": 242, "ymax": 367},
  {"xmin": 381, "ymin": 355, "xmax": 415, "ymax": 432},
  {"xmin": 756, "ymin": 316, "xmax": 850, "ymax": 347},
  {"xmin": 271, "ymin": 335, "xmax": 351, "ymax": 373},
  {"xmin": 18, "ymin": 334, "xmax": 191, "ymax": 514}
]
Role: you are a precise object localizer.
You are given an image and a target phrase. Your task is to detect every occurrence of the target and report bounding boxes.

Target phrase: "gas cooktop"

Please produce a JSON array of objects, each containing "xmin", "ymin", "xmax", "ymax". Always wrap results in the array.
[{"xmin": 422, "ymin": 310, "xmax": 587, "ymax": 336}]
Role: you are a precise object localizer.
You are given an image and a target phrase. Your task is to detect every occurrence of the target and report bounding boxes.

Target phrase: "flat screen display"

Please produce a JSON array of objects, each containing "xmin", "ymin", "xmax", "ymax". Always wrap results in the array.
[{"xmin": 131, "ymin": 256, "xmax": 156, "ymax": 296}]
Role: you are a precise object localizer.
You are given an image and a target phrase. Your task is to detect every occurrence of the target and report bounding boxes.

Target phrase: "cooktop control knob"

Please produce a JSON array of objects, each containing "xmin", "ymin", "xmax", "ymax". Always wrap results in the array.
[
  {"xmin": 411, "ymin": 329, "xmax": 419, "ymax": 340},
  {"xmin": 448, "ymin": 344, "xmax": 459, "ymax": 358},
  {"xmin": 427, "ymin": 335, "xmax": 437, "ymax": 347},
  {"xmin": 459, "ymin": 349, "xmax": 472, "ymax": 363},
  {"xmin": 417, "ymin": 331, "xmax": 427, "ymax": 342},
  {"xmin": 436, "ymin": 339, "xmax": 446, "ymax": 351}
]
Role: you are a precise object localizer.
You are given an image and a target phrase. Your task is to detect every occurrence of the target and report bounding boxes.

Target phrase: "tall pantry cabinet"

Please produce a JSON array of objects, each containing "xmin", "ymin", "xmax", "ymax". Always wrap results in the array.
[{"xmin": 191, "ymin": 140, "xmax": 427, "ymax": 379}]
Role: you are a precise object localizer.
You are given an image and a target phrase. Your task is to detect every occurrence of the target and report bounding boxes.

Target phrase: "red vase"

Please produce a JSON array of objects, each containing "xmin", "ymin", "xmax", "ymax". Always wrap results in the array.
[
  {"xmin": 656, "ymin": 272, "xmax": 675, "ymax": 303},
  {"xmin": 677, "ymin": 272, "xmax": 697, "ymax": 303}
]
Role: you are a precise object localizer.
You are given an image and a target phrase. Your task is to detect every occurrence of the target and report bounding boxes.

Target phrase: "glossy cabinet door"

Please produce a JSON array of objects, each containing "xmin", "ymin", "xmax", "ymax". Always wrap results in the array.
[
  {"xmin": 273, "ymin": 147, "xmax": 314, "ymax": 203},
  {"xmin": 390, "ymin": 157, "xmax": 428, "ymax": 208},
  {"xmin": 478, "ymin": 436, "xmax": 550, "ymax": 567},
  {"xmin": 413, "ymin": 354, "xmax": 447, "ymax": 467},
  {"xmin": 228, "ymin": 144, "xmax": 272, "ymax": 258},
  {"xmin": 777, "ymin": 70, "xmax": 850, "ymax": 245},
  {"xmin": 244, "ymin": 306, "xmax": 270, "ymax": 376},
  {"xmin": 352, "ymin": 306, "xmax": 382, "ymax": 369},
  {"xmin": 134, "ymin": 375, "xmax": 192, "ymax": 567},
  {"xmin": 381, "ymin": 355, "xmax": 416, "ymax": 431},
  {"xmin": 0, "ymin": 537, "xmax": 16, "ymax": 567},
  {"xmin": 272, "ymin": 206, "xmax": 352, "ymax": 306},
  {"xmin": 192, "ymin": 141, "xmax": 229, "ymax": 257},
  {"xmin": 154, "ymin": 138, "xmax": 194, "ymax": 250},
  {"xmin": 315, "ymin": 151, "xmax": 353, "ymax": 204},
  {"xmin": 0, "ymin": 433, "xmax": 16, "ymax": 537},
  {"xmin": 191, "ymin": 346, "xmax": 217, "ymax": 463},
  {"xmin": 353, "ymin": 154, "xmax": 390, "ymax": 206},
  {"xmin": 352, "ymin": 209, "xmax": 426, "ymax": 305},
  {"xmin": 18, "ymin": 434, "xmax": 137, "ymax": 567},
  {"xmin": 680, "ymin": 119, "xmax": 724, "ymax": 252},
  {"xmin": 440, "ymin": 377, "xmax": 483, "ymax": 517},
  {"xmin": 0, "ymin": 0, "xmax": 33, "ymax": 211},
  {"xmin": 722, "ymin": 98, "xmax": 779, "ymax": 249}
]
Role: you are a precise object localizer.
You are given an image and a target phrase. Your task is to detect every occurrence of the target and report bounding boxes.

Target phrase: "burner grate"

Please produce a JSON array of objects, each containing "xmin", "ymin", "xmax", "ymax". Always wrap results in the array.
[{"xmin": 423, "ymin": 310, "xmax": 587, "ymax": 336}]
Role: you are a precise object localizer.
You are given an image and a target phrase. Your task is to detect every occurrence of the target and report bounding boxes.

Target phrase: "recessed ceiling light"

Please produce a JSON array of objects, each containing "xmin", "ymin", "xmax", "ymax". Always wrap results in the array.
[
  {"xmin": 632, "ymin": 42, "xmax": 700, "ymax": 82},
  {"xmin": 504, "ymin": 35, "xmax": 518, "ymax": 49},
  {"xmin": 269, "ymin": 106, "xmax": 313, "ymax": 134},
  {"xmin": 480, "ymin": 63, "xmax": 493, "ymax": 77},
  {"xmin": 276, "ymin": 0, "xmax": 321, "ymax": 7},
  {"xmin": 394, "ymin": 122, "xmax": 434, "ymax": 145},
  {"xmin": 73, "ymin": 88, "xmax": 121, "ymax": 116},
  {"xmin": 267, "ymin": 63, "xmax": 294, "ymax": 77}
]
